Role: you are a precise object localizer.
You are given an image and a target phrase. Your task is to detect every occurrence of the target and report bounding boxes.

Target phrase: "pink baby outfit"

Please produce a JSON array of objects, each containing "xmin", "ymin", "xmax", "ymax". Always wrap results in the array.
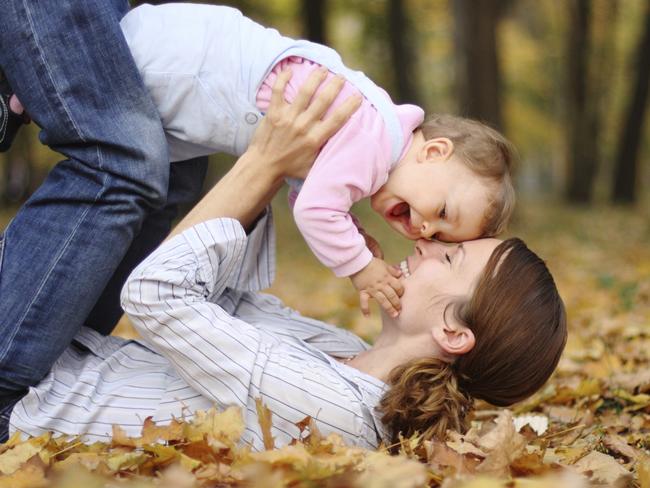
[{"xmin": 256, "ymin": 57, "xmax": 424, "ymax": 277}]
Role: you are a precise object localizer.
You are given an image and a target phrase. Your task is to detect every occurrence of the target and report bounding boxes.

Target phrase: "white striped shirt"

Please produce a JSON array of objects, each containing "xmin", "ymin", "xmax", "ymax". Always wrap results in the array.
[{"xmin": 10, "ymin": 213, "xmax": 390, "ymax": 450}]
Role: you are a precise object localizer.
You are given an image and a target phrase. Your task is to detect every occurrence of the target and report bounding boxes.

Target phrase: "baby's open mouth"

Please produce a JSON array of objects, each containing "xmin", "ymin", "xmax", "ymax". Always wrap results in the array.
[
  {"xmin": 389, "ymin": 202, "xmax": 410, "ymax": 219},
  {"xmin": 388, "ymin": 202, "xmax": 416, "ymax": 235}
]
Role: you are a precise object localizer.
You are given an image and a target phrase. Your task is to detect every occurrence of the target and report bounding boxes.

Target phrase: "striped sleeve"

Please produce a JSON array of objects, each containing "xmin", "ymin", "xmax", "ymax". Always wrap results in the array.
[
  {"xmin": 235, "ymin": 292, "xmax": 370, "ymax": 357},
  {"xmin": 120, "ymin": 218, "xmax": 275, "ymax": 408}
]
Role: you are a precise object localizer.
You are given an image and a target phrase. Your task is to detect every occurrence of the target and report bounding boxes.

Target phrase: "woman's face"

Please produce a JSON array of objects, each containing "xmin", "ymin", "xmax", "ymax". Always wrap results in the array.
[{"xmin": 395, "ymin": 238, "xmax": 501, "ymax": 333}]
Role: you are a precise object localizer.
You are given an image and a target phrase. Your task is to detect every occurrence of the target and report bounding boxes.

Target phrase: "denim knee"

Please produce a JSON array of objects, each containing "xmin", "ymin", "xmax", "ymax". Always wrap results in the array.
[{"xmin": 129, "ymin": 130, "xmax": 170, "ymax": 209}]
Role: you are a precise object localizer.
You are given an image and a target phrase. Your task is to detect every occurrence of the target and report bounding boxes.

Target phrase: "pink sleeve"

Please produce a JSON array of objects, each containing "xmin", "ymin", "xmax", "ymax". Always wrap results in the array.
[
  {"xmin": 257, "ymin": 58, "xmax": 392, "ymax": 278},
  {"xmin": 293, "ymin": 114, "xmax": 391, "ymax": 278}
]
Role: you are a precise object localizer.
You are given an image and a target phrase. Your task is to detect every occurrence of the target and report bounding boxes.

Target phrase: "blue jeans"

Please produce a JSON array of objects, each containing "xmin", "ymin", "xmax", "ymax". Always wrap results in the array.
[{"xmin": 0, "ymin": 0, "xmax": 206, "ymax": 410}]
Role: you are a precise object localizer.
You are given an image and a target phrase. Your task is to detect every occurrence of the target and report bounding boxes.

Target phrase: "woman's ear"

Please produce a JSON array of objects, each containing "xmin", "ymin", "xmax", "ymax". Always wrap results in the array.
[
  {"xmin": 431, "ymin": 319, "xmax": 475, "ymax": 357},
  {"xmin": 418, "ymin": 137, "xmax": 454, "ymax": 163}
]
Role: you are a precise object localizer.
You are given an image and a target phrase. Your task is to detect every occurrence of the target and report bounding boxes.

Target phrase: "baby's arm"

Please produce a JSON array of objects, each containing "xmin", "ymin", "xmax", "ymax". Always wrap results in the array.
[
  {"xmin": 291, "ymin": 118, "xmax": 389, "ymax": 276},
  {"xmin": 292, "ymin": 108, "xmax": 407, "ymax": 316}
]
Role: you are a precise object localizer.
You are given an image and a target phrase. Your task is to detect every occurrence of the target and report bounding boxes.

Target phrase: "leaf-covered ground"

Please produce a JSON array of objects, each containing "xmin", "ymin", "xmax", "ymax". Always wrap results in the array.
[{"xmin": 1, "ymin": 199, "xmax": 649, "ymax": 487}]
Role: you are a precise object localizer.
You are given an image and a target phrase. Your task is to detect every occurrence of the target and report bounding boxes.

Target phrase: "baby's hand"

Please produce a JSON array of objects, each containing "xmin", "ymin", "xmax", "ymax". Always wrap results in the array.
[{"xmin": 350, "ymin": 258, "xmax": 403, "ymax": 318}]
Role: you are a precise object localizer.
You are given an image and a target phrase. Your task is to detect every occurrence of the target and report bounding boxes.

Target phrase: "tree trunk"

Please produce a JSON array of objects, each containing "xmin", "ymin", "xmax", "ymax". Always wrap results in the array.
[
  {"xmin": 452, "ymin": 0, "xmax": 503, "ymax": 130},
  {"xmin": 565, "ymin": 0, "xmax": 596, "ymax": 203},
  {"xmin": 387, "ymin": 0, "xmax": 422, "ymax": 106},
  {"xmin": 612, "ymin": 0, "xmax": 650, "ymax": 204},
  {"xmin": 301, "ymin": 0, "xmax": 327, "ymax": 44}
]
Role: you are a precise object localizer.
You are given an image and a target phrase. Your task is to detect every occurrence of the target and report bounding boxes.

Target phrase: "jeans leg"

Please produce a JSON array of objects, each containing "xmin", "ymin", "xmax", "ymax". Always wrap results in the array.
[
  {"xmin": 0, "ymin": 400, "xmax": 14, "ymax": 443},
  {"xmin": 0, "ymin": 0, "xmax": 169, "ymax": 405},
  {"xmin": 87, "ymin": 157, "xmax": 208, "ymax": 335}
]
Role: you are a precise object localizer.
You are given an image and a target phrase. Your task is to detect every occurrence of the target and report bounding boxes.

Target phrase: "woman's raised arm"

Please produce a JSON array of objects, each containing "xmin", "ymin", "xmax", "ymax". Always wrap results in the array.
[{"xmin": 168, "ymin": 68, "xmax": 361, "ymax": 237}]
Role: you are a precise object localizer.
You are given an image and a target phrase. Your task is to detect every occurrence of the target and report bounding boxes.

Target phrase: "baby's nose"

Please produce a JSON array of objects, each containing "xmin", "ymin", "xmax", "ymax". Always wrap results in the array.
[{"xmin": 420, "ymin": 221, "xmax": 436, "ymax": 239}]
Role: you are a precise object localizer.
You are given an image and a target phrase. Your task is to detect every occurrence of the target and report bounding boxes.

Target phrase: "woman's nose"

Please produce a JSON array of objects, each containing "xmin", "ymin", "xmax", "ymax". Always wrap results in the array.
[
  {"xmin": 416, "ymin": 238, "xmax": 442, "ymax": 255},
  {"xmin": 416, "ymin": 238, "xmax": 459, "ymax": 258}
]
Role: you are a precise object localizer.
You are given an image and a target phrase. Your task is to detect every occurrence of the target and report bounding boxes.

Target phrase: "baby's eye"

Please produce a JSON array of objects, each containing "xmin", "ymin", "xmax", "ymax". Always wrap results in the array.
[
  {"xmin": 445, "ymin": 252, "xmax": 452, "ymax": 265},
  {"xmin": 439, "ymin": 204, "xmax": 447, "ymax": 219}
]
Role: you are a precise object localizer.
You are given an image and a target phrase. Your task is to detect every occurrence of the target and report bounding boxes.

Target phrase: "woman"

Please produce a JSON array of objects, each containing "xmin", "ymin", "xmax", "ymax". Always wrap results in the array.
[{"xmin": 4, "ymin": 73, "xmax": 566, "ymax": 450}]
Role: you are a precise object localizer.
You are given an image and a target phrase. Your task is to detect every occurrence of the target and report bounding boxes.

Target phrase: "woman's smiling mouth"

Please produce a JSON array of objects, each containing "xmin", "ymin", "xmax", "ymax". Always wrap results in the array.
[{"xmin": 399, "ymin": 259, "xmax": 411, "ymax": 277}]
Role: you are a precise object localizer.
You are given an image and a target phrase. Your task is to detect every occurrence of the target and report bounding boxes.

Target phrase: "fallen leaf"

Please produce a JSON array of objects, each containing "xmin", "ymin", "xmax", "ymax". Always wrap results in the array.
[
  {"xmin": 571, "ymin": 451, "xmax": 631, "ymax": 485},
  {"xmin": 475, "ymin": 411, "xmax": 527, "ymax": 477},
  {"xmin": 0, "ymin": 433, "xmax": 50, "ymax": 475},
  {"xmin": 255, "ymin": 398, "xmax": 275, "ymax": 450}
]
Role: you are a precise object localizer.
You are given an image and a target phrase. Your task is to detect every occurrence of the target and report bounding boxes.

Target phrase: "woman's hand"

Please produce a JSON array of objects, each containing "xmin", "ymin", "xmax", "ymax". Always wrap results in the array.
[
  {"xmin": 248, "ymin": 67, "xmax": 362, "ymax": 180},
  {"xmin": 168, "ymin": 66, "xmax": 360, "ymax": 238}
]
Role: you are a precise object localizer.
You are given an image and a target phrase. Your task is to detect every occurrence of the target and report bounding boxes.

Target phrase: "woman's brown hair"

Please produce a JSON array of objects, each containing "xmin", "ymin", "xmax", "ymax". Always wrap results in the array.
[
  {"xmin": 419, "ymin": 114, "xmax": 517, "ymax": 237},
  {"xmin": 378, "ymin": 238, "xmax": 567, "ymax": 446}
]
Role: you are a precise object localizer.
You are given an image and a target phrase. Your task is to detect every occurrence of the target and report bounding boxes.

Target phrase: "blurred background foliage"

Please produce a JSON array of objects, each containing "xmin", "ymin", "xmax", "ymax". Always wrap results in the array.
[
  {"xmin": 2, "ymin": 0, "xmax": 649, "ymax": 207},
  {"xmin": 1, "ymin": 0, "xmax": 649, "ymax": 333}
]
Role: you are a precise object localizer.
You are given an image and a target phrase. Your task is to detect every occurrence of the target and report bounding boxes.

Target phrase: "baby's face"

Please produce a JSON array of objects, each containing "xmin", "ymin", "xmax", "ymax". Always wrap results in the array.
[{"xmin": 371, "ymin": 152, "xmax": 493, "ymax": 242}]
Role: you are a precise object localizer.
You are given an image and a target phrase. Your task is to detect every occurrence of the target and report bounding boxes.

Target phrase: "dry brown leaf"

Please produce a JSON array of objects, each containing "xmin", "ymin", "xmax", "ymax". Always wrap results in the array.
[
  {"xmin": 602, "ymin": 432, "xmax": 644, "ymax": 463},
  {"xmin": 474, "ymin": 411, "xmax": 527, "ymax": 477},
  {"xmin": 571, "ymin": 451, "xmax": 632, "ymax": 485}
]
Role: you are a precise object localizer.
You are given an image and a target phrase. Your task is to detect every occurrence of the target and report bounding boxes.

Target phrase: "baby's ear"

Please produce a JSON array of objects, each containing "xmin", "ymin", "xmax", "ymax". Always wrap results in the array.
[{"xmin": 420, "ymin": 137, "xmax": 454, "ymax": 163}]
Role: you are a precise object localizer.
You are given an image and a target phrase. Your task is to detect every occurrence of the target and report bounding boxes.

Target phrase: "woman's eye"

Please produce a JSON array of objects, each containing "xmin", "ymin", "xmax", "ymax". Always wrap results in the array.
[{"xmin": 439, "ymin": 205, "xmax": 447, "ymax": 219}]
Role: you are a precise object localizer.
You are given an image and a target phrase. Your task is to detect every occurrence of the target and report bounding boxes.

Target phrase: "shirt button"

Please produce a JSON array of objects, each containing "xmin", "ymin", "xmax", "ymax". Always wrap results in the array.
[{"xmin": 245, "ymin": 112, "xmax": 259, "ymax": 124}]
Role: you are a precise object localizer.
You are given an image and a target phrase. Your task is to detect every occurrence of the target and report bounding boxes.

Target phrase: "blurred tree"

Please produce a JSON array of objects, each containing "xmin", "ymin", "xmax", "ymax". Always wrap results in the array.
[
  {"xmin": 565, "ymin": 0, "xmax": 618, "ymax": 203},
  {"xmin": 612, "ymin": 0, "xmax": 650, "ymax": 204},
  {"xmin": 302, "ymin": 0, "xmax": 327, "ymax": 44},
  {"xmin": 452, "ymin": 0, "xmax": 505, "ymax": 130},
  {"xmin": 567, "ymin": 0, "xmax": 597, "ymax": 203},
  {"xmin": 387, "ymin": 0, "xmax": 422, "ymax": 105}
]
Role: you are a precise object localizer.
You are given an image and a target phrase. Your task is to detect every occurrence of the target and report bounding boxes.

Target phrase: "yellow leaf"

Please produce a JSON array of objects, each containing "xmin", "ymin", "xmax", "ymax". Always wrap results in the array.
[
  {"xmin": 183, "ymin": 407, "xmax": 244, "ymax": 445},
  {"xmin": 179, "ymin": 452, "xmax": 202, "ymax": 472},
  {"xmin": 255, "ymin": 398, "xmax": 275, "ymax": 450},
  {"xmin": 111, "ymin": 424, "xmax": 137, "ymax": 447},
  {"xmin": 0, "ymin": 432, "xmax": 50, "ymax": 475},
  {"xmin": 53, "ymin": 452, "xmax": 104, "ymax": 472},
  {"xmin": 106, "ymin": 451, "xmax": 146, "ymax": 471},
  {"xmin": 0, "ymin": 462, "xmax": 47, "ymax": 488},
  {"xmin": 250, "ymin": 444, "xmax": 311, "ymax": 469},
  {"xmin": 638, "ymin": 458, "xmax": 650, "ymax": 488},
  {"xmin": 141, "ymin": 416, "xmax": 184, "ymax": 444}
]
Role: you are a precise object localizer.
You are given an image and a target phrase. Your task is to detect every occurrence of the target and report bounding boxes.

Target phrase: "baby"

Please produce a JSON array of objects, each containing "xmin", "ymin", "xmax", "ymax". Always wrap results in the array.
[{"xmin": 1, "ymin": 3, "xmax": 515, "ymax": 317}]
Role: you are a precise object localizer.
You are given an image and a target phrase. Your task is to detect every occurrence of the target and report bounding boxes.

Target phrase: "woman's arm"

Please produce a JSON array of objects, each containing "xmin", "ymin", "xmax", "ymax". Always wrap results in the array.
[
  {"xmin": 168, "ymin": 68, "xmax": 361, "ymax": 237},
  {"xmin": 121, "ymin": 68, "xmax": 360, "ymax": 406}
]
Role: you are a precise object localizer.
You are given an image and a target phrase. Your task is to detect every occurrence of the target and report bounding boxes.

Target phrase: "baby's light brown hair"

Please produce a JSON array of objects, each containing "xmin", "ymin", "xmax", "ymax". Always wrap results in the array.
[{"xmin": 419, "ymin": 114, "xmax": 516, "ymax": 237}]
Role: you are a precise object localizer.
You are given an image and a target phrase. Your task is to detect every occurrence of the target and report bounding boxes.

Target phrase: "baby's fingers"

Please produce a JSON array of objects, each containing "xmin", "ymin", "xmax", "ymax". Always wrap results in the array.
[
  {"xmin": 381, "ymin": 284, "xmax": 402, "ymax": 313},
  {"xmin": 359, "ymin": 291, "xmax": 371, "ymax": 317},
  {"xmin": 389, "ymin": 275, "xmax": 404, "ymax": 297},
  {"xmin": 375, "ymin": 290, "xmax": 400, "ymax": 318}
]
